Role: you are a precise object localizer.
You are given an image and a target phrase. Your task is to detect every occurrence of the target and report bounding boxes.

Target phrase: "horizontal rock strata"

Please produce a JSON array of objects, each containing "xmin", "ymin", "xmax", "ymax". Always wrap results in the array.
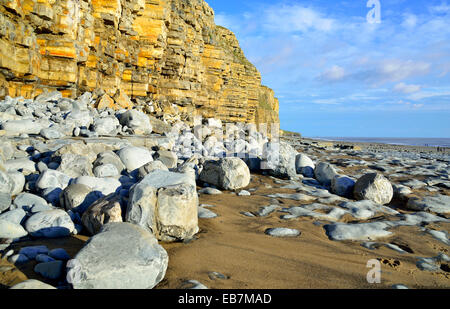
[{"xmin": 0, "ymin": 0, "xmax": 279, "ymax": 126}]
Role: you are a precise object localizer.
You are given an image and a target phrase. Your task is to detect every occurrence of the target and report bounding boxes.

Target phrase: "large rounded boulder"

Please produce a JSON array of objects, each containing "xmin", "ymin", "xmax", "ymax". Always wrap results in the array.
[
  {"xmin": 262, "ymin": 141, "xmax": 297, "ymax": 179},
  {"xmin": 199, "ymin": 157, "xmax": 251, "ymax": 190},
  {"xmin": 66, "ymin": 222, "xmax": 168, "ymax": 289},
  {"xmin": 314, "ymin": 162, "xmax": 338, "ymax": 187},
  {"xmin": 353, "ymin": 173, "xmax": 393, "ymax": 205}
]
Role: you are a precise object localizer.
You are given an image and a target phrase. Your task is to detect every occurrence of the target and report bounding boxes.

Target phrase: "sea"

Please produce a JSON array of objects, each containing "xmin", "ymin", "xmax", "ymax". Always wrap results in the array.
[{"xmin": 311, "ymin": 137, "xmax": 450, "ymax": 148}]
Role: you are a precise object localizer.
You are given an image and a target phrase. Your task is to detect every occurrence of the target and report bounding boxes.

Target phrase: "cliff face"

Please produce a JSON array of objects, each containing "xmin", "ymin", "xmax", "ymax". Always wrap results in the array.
[{"xmin": 0, "ymin": 0, "xmax": 279, "ymax": 125}]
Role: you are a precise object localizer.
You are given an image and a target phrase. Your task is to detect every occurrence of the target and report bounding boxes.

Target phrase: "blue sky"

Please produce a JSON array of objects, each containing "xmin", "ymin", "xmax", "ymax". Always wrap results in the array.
[{"xmin": 206, "ymin": 0, "xmax": 450, "ymax": 137}]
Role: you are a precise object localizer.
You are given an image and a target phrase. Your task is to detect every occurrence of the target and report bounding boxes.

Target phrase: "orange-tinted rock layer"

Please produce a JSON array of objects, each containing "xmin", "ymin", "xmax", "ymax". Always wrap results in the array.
[{"xmin": 0, "ymin": 0, "xmax": 279, "ymax": 125}]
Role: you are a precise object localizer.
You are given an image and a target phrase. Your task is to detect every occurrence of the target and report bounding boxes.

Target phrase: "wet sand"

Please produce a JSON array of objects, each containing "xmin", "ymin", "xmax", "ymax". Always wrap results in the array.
[{"xmin": 156, "ymin": 175, "xmax": 449, "ymax": 289}]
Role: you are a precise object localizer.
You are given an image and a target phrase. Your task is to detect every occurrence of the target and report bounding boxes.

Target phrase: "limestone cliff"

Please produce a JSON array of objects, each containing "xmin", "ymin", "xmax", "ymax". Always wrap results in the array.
[{"xmin": 0, "ymin": 0, "xmax": 279, "ymax": 125}]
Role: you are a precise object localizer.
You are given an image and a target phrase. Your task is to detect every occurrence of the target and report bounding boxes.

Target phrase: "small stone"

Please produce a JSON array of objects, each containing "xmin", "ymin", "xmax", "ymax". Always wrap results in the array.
[
  {"xmin": 314, "ymin": 162, "xmax": 338, "ymax": 187},
  {"xmin": 10, "ymin": 279, "xmax": 56, "ymax": 289},
  {"xmin": 119, "ymin": 110, "xmax": 152, "ymax": 135},
  {"xmin": 198, "ymin": 187, "xmax": 222, "ymax": 195},
  {"xmin": 19, "ymin": 245, "xmax": 49, "ymax": 259},
  {"xmin": 49, "ymin": 248, "xmax": 71, "ymax": 261},
  {"xmin": 0, "ymin": 170, "xmax": 13, "ymax": 195},
  {"xmin": 1, "ymin": 119, "xmax": 46, "ymax": 136},
  {"xmin": 198, "ymin": 207, "xmax": 218, "ymax": 219},
  {"xmin": 295, "ymin": 154, "xmax": 315, "ymax": 174},
  {"xmin": 331, "ymin": 175, "xmax": 356, "ymax": 198},
  {"xmin": 180, "ymin": 280, "xmax": 208, "ymax": 289},
  {"xmin": 238, "ymin": 190, "xmax": 251, "ymax": 196},
  {"xmin": 34, "ymin": 260, "xmax": 64, "ymax": 280},
  {"xmin": 241, "ymin": 212, "xmax": 256, "ymax": 217},
  {"xmin": 13, "ymin": 193, "xmax": 48, "ymax": 212},
  {"xmin": 96, "ymin": 94, "xmax": 115, "ymax": 110},
  {"xmin": 72, "ymin": 176, "xmax": 122, "ymax": 196},
  {"xmin": 208, "ymin": 271, "xmax": 229, "ymax": 280},
  {"xmin": 154, "ymin": 150, "xmax": 178, "ymax": 169},
  {"xmin": 92, "ymin": 116, "xmax": 120, "ymax": 136},
  {"xmin": 0, "ymin": 209, "xmax": 27, "ymax": 225},
  {"xmin": 265, "ymin": 228, "xmax": 301, "ymax": 237},
  {"xmin": 118, "ymin": 146, "xmax": 153, "ymax": 172},
  {"xmin": 7, "ymin": 171, "xmax": 25, "ymax": 195},
  {"xmin": 113, "ymin": 89, "xmax": 134, "ymax": 110},
  {"xmin": 0, "ymin": 219, "xmax": 28, "ymax": 239},
  {"xmin": 40, "ymin": 127, "xmax": 64, "ymax": 139},
  {"xmin": 35, "ymin": 170, "xmax": 71, "ymax": 190},
  {"xmin": 25, "ymin": 209, "xmax": 75, "ymax": 238},
  {"xmin": 4, "ymin": 157, "xmax": 36, "ymax": 173},
  {"xmin": 57, "ymin": 153, "xmax": 93, "ymax": 178},
  {"xmin": 81, "ymin": 194, "xmax": 123, "ymax": 235},
  {"xmin": 0, "ymin": 192, "xmax": 11, "ymax": 213},
  {"xmin": 138, "ymin": 161, "xmax": 169, "ymax": 179},
  {"xmin": 93, "ymin": 164, "xmax": 119, "ymax": 177},
  {"xmin": 253, "ymin": 205, "xmax": 280, "ymax": 217},
  {"xmin": 59, "ymin": 183, "xmax": 101, "ymax": 214},
  {"xmin": 8, "ymin": 254, "xmax": 30, "ymax": 265},
  {"xmin": 392, "ymin": 284, "xmax": 409, "ymax": 290},
  {"xmin": 262, "ymin": 141, "xmax": 297, "ymax": 179},
  {"xmin": 93, "ymin": 151, "xmax": 125, "ymax": 174},
  {"xmin": 35, "ymin": 254, "xmax": 55, "ymax": 263}
]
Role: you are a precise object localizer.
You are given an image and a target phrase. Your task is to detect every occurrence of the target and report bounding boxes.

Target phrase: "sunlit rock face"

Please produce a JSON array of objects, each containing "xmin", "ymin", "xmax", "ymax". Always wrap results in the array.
[{"xmin": 0, "ymin": 0, "xmax": 279, "ymax": 126}]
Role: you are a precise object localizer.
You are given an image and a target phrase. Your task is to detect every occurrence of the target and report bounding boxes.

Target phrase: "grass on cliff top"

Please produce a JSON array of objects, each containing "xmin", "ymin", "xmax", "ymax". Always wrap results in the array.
[
  {"xmin": 214, "ymin": 26, "xmax": 255, "ymax": 69},
  {"xmin": 280, "ymin": 130, "xmax": 302, "ymax": 137}
]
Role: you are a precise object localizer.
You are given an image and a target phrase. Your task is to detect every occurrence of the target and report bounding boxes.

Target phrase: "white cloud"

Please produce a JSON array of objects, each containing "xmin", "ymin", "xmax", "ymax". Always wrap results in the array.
[
  {"xmin": 408, "ymin": 90, "xmax": 450, "ymax": 101},
  {"xmin": 312, "ymin": 98, "xmax": 341, "ymax": 105},
  {"xmin": 377, "ymin": 59, "xmax": 431, "ymax": 83},
  {"xmin": 393, "ymin": 82, "xmax": 422, "ymax": 94},
  {"xmin": 318, "ymin": 65, "xmax": 346, "ymax": 82},
  {"xmin": 263, "ymin": 5, "xmax": 335, "ymax": 33},
  {"xmin": 402, "ymin": 14, "xmax": 418, "ymax": 28},
  {"xmin": 429, "ymin": 3, "xmax": 450, "ymax": 14}
]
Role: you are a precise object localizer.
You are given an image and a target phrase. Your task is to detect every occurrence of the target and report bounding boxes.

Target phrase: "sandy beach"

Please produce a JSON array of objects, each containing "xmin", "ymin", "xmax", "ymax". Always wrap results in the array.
[{"xmin": 2, "ymin": 137, "xmax": 448, "ymax": 289}]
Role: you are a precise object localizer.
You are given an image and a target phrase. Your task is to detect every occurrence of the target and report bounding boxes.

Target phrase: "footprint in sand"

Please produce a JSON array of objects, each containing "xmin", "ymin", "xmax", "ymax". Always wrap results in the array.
[{"xmin": 377, "ymin": 258, "xmax": 401, "ymax": 269}]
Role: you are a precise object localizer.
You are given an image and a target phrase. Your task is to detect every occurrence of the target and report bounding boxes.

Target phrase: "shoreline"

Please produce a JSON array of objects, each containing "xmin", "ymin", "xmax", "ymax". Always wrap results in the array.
[{"xmin": 287, "ymin": 137, "xmax": 450, "ymax": 155}]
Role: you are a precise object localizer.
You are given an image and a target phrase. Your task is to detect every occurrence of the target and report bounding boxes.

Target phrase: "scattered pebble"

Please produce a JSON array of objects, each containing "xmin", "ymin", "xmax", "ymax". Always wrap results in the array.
[{"xmin": 265, "ymin": 228, "xmax": 301, "ymax": 237}]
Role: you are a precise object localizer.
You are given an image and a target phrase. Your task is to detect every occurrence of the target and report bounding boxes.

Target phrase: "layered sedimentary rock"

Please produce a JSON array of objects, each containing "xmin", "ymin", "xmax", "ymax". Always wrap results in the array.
[{"xmin": 0, "ymin": 0, "xmax": 279, "ymax": 125}]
